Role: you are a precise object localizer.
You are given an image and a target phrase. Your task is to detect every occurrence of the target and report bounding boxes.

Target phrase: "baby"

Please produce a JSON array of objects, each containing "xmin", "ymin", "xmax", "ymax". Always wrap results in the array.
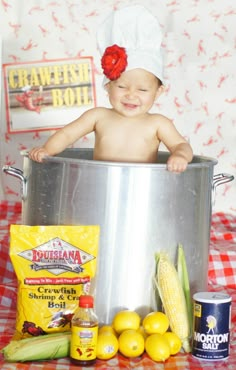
[{"xmin": 29, "ymin": 6, "xmax": 193, "ymax": 173}]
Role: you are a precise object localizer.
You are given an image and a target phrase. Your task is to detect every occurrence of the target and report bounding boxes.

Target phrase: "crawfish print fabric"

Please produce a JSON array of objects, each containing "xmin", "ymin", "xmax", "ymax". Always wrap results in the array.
[{"xmin": 0, "ymin": 0, "xmax": 235, "ymax": 214}]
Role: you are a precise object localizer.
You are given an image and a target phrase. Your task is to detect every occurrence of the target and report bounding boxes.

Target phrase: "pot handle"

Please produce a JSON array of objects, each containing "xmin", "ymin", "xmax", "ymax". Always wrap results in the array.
[
  {"xmin": 2, "ymin": 165, "xmax": 27, "ymax": 200},
  {"xmin": 212, "ymin": 172, "xmax": 234, "ymax": 204}
]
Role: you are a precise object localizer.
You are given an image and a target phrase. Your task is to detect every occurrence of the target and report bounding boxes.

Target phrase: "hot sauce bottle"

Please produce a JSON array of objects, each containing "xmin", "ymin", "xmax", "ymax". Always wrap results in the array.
[{"xmin": 70, "ymin": 295, "xmax": 98, "ymax": 366}]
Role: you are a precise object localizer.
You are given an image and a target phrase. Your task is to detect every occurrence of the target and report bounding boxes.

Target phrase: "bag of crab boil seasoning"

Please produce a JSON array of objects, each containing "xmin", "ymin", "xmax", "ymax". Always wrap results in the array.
[{"xmin": 10, "ymin": 224, "xmax": 100, "ymax": 339}]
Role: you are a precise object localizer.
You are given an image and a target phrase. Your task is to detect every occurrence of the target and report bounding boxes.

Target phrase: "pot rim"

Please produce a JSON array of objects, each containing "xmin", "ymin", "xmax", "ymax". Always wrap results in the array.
[{"xmin": 22, "ymin": 148, "xmax": 218, "ymax": 169}]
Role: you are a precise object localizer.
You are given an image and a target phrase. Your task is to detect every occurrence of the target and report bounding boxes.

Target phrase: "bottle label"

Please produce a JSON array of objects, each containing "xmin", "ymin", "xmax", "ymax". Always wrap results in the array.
[{"xmin": 70, "ymin": 325, "xmax": 98, "ymax": 361}]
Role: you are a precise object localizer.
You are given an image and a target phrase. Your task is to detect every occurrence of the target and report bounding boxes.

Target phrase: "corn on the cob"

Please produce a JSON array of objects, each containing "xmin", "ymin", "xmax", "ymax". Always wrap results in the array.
[
  {"xmin": 154, "ymin": 252, "xmax": 191, "ymax": 353},
  {"xmin": 1, "ymin": 332, "xmax": 71, "ymax": 362}
]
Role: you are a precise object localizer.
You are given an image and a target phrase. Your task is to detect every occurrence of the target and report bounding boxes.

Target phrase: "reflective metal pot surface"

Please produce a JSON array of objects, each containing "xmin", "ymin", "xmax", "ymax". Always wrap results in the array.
[{"xmin": 3, "ymin": 149, "xmax": 234, "ymax": 323}]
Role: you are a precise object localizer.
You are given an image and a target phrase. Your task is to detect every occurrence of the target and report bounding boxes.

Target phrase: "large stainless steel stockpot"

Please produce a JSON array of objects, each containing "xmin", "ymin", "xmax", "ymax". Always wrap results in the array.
[{"xmin": 3, "ymin": 149, "xmax": 234, "ymax": 323}]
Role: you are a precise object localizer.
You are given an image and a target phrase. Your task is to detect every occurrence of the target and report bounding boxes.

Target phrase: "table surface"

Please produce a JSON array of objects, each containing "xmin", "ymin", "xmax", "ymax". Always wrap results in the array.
[{"xmin": 0, "ymin": 201, "xmax": 236, "ymax": 369}]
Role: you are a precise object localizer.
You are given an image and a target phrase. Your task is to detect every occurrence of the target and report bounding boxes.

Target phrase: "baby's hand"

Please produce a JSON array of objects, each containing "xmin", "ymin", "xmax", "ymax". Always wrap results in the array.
[
  {"xmin": 28, "ymin": 147, "xmax": 49, "ymax": 163},
  {"xmin": 167, "ymin": 154, "xmax": 188, "ymax": 173}
]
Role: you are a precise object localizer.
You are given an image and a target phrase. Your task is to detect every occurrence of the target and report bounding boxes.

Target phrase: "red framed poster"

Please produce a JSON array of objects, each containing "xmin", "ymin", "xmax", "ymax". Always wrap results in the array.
[{"xmin": 3, "ymin": 57, "xmax": 96, "ymax": 133}]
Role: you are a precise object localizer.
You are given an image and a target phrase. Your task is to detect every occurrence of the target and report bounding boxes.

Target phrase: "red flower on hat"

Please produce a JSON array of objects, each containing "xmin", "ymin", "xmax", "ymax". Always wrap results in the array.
[{"xmin": 101, "ymin": 44, "xmax": 127, "ymax": 80}]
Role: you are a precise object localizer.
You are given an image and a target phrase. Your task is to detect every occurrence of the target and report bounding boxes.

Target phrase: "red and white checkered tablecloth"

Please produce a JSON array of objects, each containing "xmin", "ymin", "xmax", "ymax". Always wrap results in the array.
[
  {"xmin": 0, "ymin": 201, "xmax": 236, "ymax": 369},
  {"xmin": 209, "ymin": 212, "xmax": 236, "ymax": 289}
]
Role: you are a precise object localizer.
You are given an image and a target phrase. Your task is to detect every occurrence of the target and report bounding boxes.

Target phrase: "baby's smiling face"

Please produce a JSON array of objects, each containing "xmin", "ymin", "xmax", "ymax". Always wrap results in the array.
[{"xmin": 105, "ymin": 68, "xmax": 164, "ymax": 118}]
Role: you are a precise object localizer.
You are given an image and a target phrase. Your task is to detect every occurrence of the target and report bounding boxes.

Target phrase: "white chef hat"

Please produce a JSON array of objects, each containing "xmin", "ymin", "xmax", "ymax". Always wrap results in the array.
[{"xmin": 97, "ymin": 5, "xmax": 164, "ymax": 86}]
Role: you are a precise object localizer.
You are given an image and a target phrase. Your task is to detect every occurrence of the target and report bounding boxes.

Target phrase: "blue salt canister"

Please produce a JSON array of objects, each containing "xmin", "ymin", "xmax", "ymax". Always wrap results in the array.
[{"xmin": 192, "ymin": 292, "xmax": 231, "ymax": 361}]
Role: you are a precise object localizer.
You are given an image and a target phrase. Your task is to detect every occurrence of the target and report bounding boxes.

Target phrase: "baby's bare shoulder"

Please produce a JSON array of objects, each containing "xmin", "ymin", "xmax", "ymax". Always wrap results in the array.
[
  {"xmin": 76, "ymin": 107, "xmax": 112, "ymax": 126},
  {"xmin": 85, "ymin": 106, "xmax": 113, "ymax": 119},
  {"xmin": 84, "ymin": 106, "xmax": 110, "ymax": 115},
  {"xmin": 148, "ymin": 112, "xmax": 172, "ymax": 125}
]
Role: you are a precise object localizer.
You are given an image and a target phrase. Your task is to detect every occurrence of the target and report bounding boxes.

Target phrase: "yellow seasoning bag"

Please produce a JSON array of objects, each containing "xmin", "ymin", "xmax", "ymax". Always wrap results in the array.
[{"xmin": 10, "ymin": 224, "xmax": 99, "ymax": 339}]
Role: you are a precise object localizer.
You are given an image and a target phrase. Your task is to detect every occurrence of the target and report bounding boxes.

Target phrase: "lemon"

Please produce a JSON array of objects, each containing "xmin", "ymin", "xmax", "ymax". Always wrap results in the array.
[
  {"xmin": 96, "ymin": 332, "xmax": 119, "ymax": 360},
  {"xmin": 145, "ymin": 333, "xmax": 170, "ymax": 362},
  {"xmin": 163, "ymin": 332, "xmax": 182, "ymax": 355},
  {"xmin": 143, "ymin": 311, "xmax": 169, "ymax": 335},
  {"xmin": 112, "ymin": 310, "xmax": 141, "ymax": 334},
  {"xmin": 137, "ymin": 326, "xmax": 148, "ymax": 339},
  {"xmin": 118, "ymin": 329, "xmax": 145, "ymax": 358},
  {"xmin": 98, "ymin": 325, "xmax": 117, "ymax": 336}
]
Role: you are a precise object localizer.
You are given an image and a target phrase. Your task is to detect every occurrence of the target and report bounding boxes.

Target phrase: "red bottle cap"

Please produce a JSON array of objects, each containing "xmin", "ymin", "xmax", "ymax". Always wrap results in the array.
[{"xmin": 79, "ymin": 295, "xmax": 94, "ymax": 308}]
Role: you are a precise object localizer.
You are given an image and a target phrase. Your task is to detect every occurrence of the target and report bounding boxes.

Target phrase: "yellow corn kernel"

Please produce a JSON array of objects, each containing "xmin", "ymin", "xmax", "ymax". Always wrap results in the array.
[{"xmin": 157, "ymin": 253, "xmax": 191, "ymax": 352}]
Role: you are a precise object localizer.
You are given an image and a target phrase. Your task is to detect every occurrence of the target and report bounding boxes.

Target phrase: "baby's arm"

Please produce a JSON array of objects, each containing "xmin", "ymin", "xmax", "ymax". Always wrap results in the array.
[
  {"xmin": 166, "ymin": 142, "xmax": 193, "ymax": 173},
  {"xmin": 157, "ymin": 116, "xmax": 193, "ymax": 173},
  {"xmin": 28, "ymin": 108, "xmax": 98, "ymax": 162}
]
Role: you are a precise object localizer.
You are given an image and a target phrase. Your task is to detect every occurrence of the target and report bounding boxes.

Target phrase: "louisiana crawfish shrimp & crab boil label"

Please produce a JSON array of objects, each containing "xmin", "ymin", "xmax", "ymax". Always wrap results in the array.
[
  {"xmin": 10, "ymin": 224, "xmax": 100, "ymax": 339},
  {"xmin": 192, "ymin": 292, "xmax": 231, "ymax": 361}
]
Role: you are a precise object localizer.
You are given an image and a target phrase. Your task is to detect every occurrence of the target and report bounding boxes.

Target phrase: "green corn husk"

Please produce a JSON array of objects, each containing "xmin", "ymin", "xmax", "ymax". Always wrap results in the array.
[
  {"xmin": 177, "ymin": 243, "xmax": 193, "ymax": 337},
  {"xmin": 1, "ymin": 332, "xmax": 71, "ymax": 362},
  {"xmin": 153, "ymin": 251, "xmax": 191, "ymax": 353}
]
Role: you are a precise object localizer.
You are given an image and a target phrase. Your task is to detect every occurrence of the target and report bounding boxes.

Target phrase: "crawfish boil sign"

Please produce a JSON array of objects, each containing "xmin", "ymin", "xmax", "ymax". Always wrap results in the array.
[{"xmin": 3, "ymin": 57, "xmax": 96, "ymax": 133}]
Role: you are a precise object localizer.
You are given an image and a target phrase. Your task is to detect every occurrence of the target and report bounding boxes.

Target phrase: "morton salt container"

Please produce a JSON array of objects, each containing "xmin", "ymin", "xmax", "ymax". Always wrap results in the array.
[
  {"xmin": 2, "ymin": 148, "xmax": 234, "ymax": 324},
  {"xmin": 192, "ymin": 292, "xmax": 232, "ymax": 361}
]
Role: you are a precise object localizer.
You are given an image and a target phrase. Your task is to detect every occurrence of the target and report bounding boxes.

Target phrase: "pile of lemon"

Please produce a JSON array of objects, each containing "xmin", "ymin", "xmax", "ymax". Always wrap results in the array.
[{"xmin": 96, "ymin": 310, "xmax": 182, "ymax": 362}]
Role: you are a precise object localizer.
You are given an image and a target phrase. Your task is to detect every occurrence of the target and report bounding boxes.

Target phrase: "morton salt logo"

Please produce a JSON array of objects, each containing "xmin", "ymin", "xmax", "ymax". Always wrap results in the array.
[
  {"xmin": 18, "ymin": 237, "xmax": 95, "ymax": 275},
  {"xmin": 206, "ymin": 315, "xmax": 217, "ymax": 334},
  {"xmin": 194, "ymin": 314, "xmax": 229, "ymax": 350}
]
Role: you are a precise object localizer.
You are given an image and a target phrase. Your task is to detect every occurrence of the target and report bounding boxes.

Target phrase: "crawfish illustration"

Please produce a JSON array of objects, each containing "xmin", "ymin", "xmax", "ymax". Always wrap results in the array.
[
  {"xmin": 47, "ymin": 310, "xmax": 74, "ymax": 328},
  {"xmin": 22, "ymin": 320, "xmax": 46, "ymax": 336},
  {"xmin": 15, "ymin": 86, "xmax": 43, "ymax": 113}
]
